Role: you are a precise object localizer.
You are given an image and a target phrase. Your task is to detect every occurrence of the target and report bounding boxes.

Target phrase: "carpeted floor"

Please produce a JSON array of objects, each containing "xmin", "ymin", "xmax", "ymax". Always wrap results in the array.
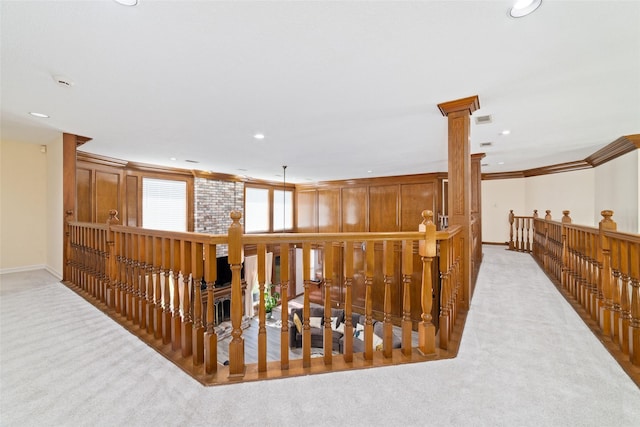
[{"xmin": 1, "ymin": 246, "xmax": 639, "ymax": 426}]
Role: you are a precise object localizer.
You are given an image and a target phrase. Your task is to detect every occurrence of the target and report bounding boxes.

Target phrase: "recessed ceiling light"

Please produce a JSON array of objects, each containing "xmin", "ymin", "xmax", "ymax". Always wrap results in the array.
[
  {"xmin": 501, "ymin": 130, "xmax": 511, "ymax": 135},
  {"xmin": 170, "ymin": 157, "xmax": 177, "ymax": 161},
  {"xmin": 114, "ymin": 0, "xmax": 138, "ymax": 6},
  {"xmin": 498, "ymin": 161, "xmax": 505, "ymax": 165},
  {"xmin": 253, "ymin": 133, "xmax": 265, "ymax": 140},
  {"xmin": 509, "ymin": 0, "xmax": 542, "ymax": 18},
  {"xmin": 29, "ymin": 112, "xmax": 49, "ymax": 118},
  {"xmin": 367, "ymin": 170, "xmax": 373, "ymax": 173}
]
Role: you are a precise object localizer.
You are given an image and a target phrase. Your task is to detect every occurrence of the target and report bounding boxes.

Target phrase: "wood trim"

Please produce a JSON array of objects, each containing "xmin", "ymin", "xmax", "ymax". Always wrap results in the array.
[
  {"xmin": 295, "ymin": 172, "xmax": 448, "ymax": 191},
  {"xmin": 483, "ymin": 134, "xmax": 640, "ymax": 180},
  {"xmin": 586, "ymin": 134, "xmax": 640, "ymax": 167},
  {"xmin": 438, "ymin": 95, "xmax": 480, "ymax": 117}
]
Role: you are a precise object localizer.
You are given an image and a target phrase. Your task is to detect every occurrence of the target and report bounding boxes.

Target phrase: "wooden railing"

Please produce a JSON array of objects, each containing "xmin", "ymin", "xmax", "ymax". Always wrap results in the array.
[
  {"xmin": 510, "ymin": 209, "xmax": 640, "ymax": 371},
  {"xmin": 65, "ymin": 209, "xmax": 466, "ymax": 385}
]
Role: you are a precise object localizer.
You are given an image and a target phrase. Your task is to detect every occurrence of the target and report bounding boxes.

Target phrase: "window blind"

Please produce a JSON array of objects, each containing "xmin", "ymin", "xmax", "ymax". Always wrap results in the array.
[{"xmin": 142, "ymin": 177, "xmax": 187, "ymax": 232}]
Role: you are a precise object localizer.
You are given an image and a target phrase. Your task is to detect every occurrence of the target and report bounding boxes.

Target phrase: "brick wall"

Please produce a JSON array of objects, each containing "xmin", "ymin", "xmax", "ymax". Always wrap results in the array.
[{"xmin": 194, "ymin": 178, "xmax": 244, "ymax": 256}]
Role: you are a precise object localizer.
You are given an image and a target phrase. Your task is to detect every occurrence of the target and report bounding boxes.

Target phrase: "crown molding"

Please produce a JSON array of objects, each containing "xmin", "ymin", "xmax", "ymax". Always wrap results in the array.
[
  {"xmin": 438, "ymin": 95, "xmax": 480, "ymax": 117},
  {"xmin": 483, "ymin": 134, "xmax": 640, "ymax": 180},
  {"xmin": 586, "ymin": 134, "xmax": 640, "ymax": 167},
  {"xmin": 295, "ymin": 171, "xmax": 448, "ymax": 191},
  {"xmin": 77, "ymin": 151, "xmax": 127, "ymax": 168}
]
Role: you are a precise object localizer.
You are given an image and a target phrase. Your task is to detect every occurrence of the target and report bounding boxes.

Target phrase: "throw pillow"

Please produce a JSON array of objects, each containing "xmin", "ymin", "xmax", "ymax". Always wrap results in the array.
[
  {"xmin": 309, "ymin": 316, "xmax": 322, "ymax": 329},
  {"xmin": 354, "ymin": 323, "xmax": 365, "ymax": 340},
  {"xmin": 373, "ymin": 334, "xmax": 383, "ymax": 351},
  {"xmin": 335, "ymin": 322, "xmax": 345, "ymax": 334},
  {"xmin": 293, "ymin": 312, "xmax": 302, "ymax": 334},
  {"xmin": 330, "ymin": 316, "xmax": 338, "ymax": 331}
]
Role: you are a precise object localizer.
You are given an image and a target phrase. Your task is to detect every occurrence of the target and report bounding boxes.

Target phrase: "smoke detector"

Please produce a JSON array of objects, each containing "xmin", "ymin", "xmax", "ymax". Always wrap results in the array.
[{"xmin": 53, "ymin": 75, "xmax": 75, "ymax": 87}]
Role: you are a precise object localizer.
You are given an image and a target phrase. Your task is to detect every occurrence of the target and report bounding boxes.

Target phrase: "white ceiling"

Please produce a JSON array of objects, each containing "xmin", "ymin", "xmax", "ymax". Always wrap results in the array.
[{"xmin": 1, "ymin": 1, "xmax": 639, "ymax": 183}]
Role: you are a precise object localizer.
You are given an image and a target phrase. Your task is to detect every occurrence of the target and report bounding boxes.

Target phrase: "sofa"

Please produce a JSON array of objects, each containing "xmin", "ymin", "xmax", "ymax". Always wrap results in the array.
[
  {"xmin": 289, "ymin": 307, "xmax": 402, "ymax": 354},
  {"xmin": 289, "ymin": 306, "xmax": 345, "ymax": 352}
]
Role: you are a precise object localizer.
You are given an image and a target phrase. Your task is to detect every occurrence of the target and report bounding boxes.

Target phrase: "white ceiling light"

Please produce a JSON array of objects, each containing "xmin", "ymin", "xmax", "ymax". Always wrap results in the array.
[
  {"xmin": 114, "ymin": 0, "xmax": 138, "ymax": 6},
  {"xmin": 509, "ymin": 0, "xmax": 542, "ymax": 18},
  {"xmin": 29, "ymin": 112, "xmax": 49, "ymax": 118},
  {"xmin": 253, "ymin": 133, "xmax": 265, "ymax": 140},
  {"xmin": 501, "ymin": 130, "xmax": 511, "ymax": 135}
]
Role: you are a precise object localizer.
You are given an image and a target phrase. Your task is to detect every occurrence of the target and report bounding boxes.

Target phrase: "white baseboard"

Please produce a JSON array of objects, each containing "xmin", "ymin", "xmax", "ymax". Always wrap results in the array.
[
  {"xmin": 0, "ymin": 264, "xmax": 46, "ymax": 275},
  {"xmin": 0, "ymin": 264, "xmax": 62, "ymax": 280},
  {"xmin": 45, "ymin": 265, "xmax": 63, "ymax": 280}
]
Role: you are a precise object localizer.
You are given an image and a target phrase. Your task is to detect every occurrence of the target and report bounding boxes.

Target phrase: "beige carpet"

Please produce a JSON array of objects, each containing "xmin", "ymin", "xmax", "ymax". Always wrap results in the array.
[{"xmin": 2, "ymin": 246, "xmax": 640, "ymax": 426}]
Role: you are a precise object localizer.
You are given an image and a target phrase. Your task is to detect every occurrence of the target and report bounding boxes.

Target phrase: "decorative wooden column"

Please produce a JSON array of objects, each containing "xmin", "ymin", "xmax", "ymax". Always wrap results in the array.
[
  {"xmin": 63, "ymin": 133, "xmax": 91, "ymax": 282},
  {"xmin": 470, "ymin": 152, "xmax": 485, "ymax": 288},
  {"xmin": 437, "ymin": 95, "xmax": 480, "ymax": 310}
]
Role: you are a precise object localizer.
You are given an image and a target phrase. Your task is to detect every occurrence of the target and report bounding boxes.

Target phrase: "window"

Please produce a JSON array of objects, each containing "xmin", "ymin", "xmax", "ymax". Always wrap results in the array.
[
  {"xmin": 273, "ymin": 189, "xmax": 293, "ymax": 232},
  {"xmin": 244, "ymin": 187, "xmax": 269, "ymax": 233},
  {"xmin": 142, "ymin": 177, "xmax": 187, "ymax": 232}
]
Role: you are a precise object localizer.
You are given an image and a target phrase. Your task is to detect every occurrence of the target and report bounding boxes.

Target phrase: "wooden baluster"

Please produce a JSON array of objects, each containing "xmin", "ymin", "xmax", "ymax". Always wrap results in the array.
[
  {"xmin": 619, "ymin": 240, "xmax": 631, "ymax": 354},
  {"xmin": 302, "ymin": 242, "xmax": 312, "ymax": 368},
  {"xmin": 610, "ymin": 238, "xmax": 621, "ymax": 344},
  {"xmin": 590, "ymin": 233, "xmax": 600, "ymax": 321},
  {"xmin": 180, "ymin": 240, "xmax": 192, "ymax": 357},
  {"xmin": 145, "ymin": 235, "xmax": 155, "ymax": 335},
  {"xmin": 192, "ymin": 242, "xmax": 204, "ymax": 366},
  {"xmin": 132, "ymin": 233, "xmax": 141, "ymax": 324},
  {"xmin": 508, "ymin": 210, "xmax": 515, "ymax": 251},
  {"xmin": 519, "ymin": 217, "xmax": 525, "ymax": 252},
  {"xmin": 364, "ymin": 240, "xmax": 374, "ymax": 361},
  {"xmin": 629, "ymin": 241, "xmax": 640, "ymax": 366},
  {"xmin": 439, "ymin": 238, "xmax": 450, "ymax": 350},
  {"xmin": 122, "ymin": 232, "xmax": 130, "ymax": 318},
  {"xmin": 204, "ymin": 243, "xmax": 217, "ymax": 374},
  {"xmin": 106, "ymin": 211, "xmax": 118, "ymax": 308},
  {"xmin": 162, "ymin": 238, "xmax": 172, "ymax": 345},
  {"xmin": 171, "ymin": 239, "xmax": 182, "ymax": 351},
  {"xmin": 114, "ymin": 230, "xmax": 122, "ymax": 314},
  {"xmin": 343, "ymin": 241, "xmax": 354, "ymax": 362},
  {"xmin": 382, "ymin": 241, "xmax": 394, "ymax": 358},
  {"xmin": 418, "ymin": 210, "xmax": 436, "ymax": 356},
  {"xmin": 323, "ymin": 242, "xmax": 334, "ymax": 365},
  {"xmin": 402, "ymin": 240, "xmax": 413, "ymax": 356},
  {"xmin": 227, "ymin": 211, "xmax": 245, "ymax": 378},
  {"xmin": 525, "ymin": 217, "xmax": 531, "ymax": 253},
  {"xmin": 257, "ymin": 243, "xmax": 267, "ymax": 372},
  {"xmin": 153, "ymin": 237, "xmax": 164, "ymax": 340},
  {"xmin": 138, "ymin": 233, "xmax": 147, "ymax": 329},
  {"xmin": 599, "ymin": 211, "xmax": 616, "ymax": 335},
  {"xmin": 280, "ymin": 243, "xmax": 289, "ymax": 370}
]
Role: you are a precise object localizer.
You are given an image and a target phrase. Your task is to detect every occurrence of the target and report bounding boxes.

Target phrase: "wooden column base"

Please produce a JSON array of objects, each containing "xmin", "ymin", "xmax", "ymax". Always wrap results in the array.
[
  {"xmin": 139, "ymin": 299, "xmax": 146, "ymax": 330},
  {"xmin": 280, "ymin": 331, "xmax": 289, "ymax": 370},
  {"xmin": 192, "ymin": 327, "xmax": 204, "ymax": 365},
  {"xmin": 600, "ymin": 307, "xmax": 612, "ymax": 336},
  {"xmin": 181, "ymin": 321, "xmax": 192, "ymax": 357},
  {"xmin": 630, "ymin": 325, "xmax": 640, "ymax": 366},
  {"xmin": 619, "ymin": 317, "xmax": 630, "ymax": 354},
  {"xmin": 106, "ymin": 288, "xmax": 114, "ymax": 309},
  {"xmin": 402, "ymin": 320, "xmax": 412, "ymax": 356},
  {"xmin": 439, "ymin": 314, "xmax": 450, "ymax": 350},
  {"xmin": 611, "ymin": 311, "xmax": 621, "ymax": 344},
  {"xmin": 171, "ymin": 315, "xmax": 182, "ymax": 351},
  {"xmin": 154, "ymin": 307, "xmax": 163, "ymax": 340},
  {"xmin": 146, "ymin": 304, "xmax": 155, "ymax": 335},
  {"xmin": 162, "ymin": 311, "xmax": 171, "ymax": 344},
  {"xmin": 228, "ymin": 339, "xmax": 245, "ymax": 378},
  {"xmin": 204, "ymin": 333, "xmax": 217, "ymax": 374},
  {"xmin": 419, "ymin": 322, "xmax": 436, "ymax": 356}
]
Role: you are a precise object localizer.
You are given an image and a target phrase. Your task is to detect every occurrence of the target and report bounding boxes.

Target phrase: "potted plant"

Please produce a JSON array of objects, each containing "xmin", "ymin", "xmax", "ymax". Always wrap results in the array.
[{"xmin": 264, "ymin": 287, "xmax": 281, "ymax": 319}]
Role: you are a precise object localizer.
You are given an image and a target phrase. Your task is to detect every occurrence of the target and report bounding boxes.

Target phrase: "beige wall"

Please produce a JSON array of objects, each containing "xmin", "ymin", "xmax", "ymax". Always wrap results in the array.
[
  {"xmin": 481, "ymin": 178, "xmax": 526, "ymax": 243},
  {"xmin": 46, "ymin": 136, "xmax": 64, "ymax": 278},
  {"xmin": 594, "ymin": 150, "xmax": 639, "ymax": 233},
  {"xmin": 525, "ymin": 168, "xmax": 596, "ymax": 226},
  {"xmin": 0, "ymin": 140, "xmax": 48, "ymax": 272}
]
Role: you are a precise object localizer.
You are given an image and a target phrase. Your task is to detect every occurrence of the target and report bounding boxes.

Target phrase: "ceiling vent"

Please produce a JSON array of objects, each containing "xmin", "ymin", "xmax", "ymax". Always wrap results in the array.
[
  {"xmin": 185, "ymin": 159, "xmax": 200, "ymax": 164},
  {"xmin": 479, "ymin": 142, "xmax": 493, "ymax": 147},
  {"xmin": 475, "ymin": 115, "xmax": 492, "ymax": 124}
]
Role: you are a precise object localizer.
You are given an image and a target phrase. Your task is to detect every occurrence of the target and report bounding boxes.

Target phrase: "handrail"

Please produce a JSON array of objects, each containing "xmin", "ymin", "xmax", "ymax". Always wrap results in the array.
[
  {"xmin": 64, "ymin": 209, "xmax": 467, "ymax": 385},
  {"xmin": 509, "ymin": 208, "xmax": 640, "ymax": 372}
]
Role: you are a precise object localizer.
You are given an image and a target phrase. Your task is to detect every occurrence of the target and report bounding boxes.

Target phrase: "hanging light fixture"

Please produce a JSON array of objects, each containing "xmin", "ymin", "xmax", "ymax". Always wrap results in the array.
[{"xmin": 282, "ymin": 165, "xmax": 287, "ymax": 232}]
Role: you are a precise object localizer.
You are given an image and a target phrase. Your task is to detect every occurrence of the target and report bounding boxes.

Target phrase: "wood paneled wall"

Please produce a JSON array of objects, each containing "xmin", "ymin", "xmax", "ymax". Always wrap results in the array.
[
  {"xmin": 295, "ymin": 174, "xmax": 446, "ymax": 327},
  {"xmin": 76, "ymin": 153, "xmax": 194, "ymax": 231}
]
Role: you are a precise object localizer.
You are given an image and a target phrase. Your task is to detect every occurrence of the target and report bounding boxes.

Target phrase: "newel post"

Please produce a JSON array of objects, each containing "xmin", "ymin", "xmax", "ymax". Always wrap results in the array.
[
  {"xmin": 599, "ymin": 210, "xmax": 616, "ymax": 336},
  {"xmin": 227, "ymin": 211, "xmax": 245, "ymax": 378},
  {"xmin": 105, "ymin": 209, "xmax": 119, "ymax": 308},
  {"xmin": 418, "ymin": 210, "xmax": 436, "ymax": 356}
]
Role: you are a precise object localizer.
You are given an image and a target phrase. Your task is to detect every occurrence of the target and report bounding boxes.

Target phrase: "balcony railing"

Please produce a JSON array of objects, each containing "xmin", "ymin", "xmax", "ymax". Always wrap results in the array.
[
  {"xmin": 65, "ymin": 209, "xmax": 467, "ymax": 385},
  {"xmin": 508, "ymin": 209, "xmax": 640, "ymax": 377}
]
